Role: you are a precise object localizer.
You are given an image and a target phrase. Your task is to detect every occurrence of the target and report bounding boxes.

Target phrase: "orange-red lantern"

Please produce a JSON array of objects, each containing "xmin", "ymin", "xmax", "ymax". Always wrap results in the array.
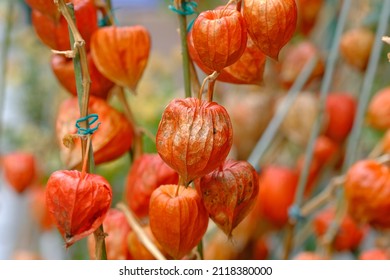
[
  {"xmin": 31, "ymin": 0, "xmax": 98, "ymax": 51},
  {"xmin": 51, "ymin": 53, "xmax": 114, "ymax": 99},
  {"xmin": 2, "ymin": 152, "xmax": 37, "ymax": 194},
  {"xmin": 56, "ymin": 96, "xmax": 134, "ymax": 169},
  {"xmin": 149, "ymin": 184, "xmax": 209, "ymax": 259},
  {"xmin": 243, "ymin": 0, "xmax": 297, "ymax": 60},
  {"xmin": 190, "ymin": 8, "xmax": 247, "ymax": 72},
  {"xmin": 125, "ymin": 153, "xmax": 179, "ymax": 218},
  {"xmin": 344, "ymin": 160, "xmax": 390, "ymax": 229},
  {"xmin": 46, "ymin": 170, "xmax": 112, "ymax": 247},
  {"xmin": 156, "ymin": 97, "xmax": 233, "ymax": 184},
  {"xmin": 197, "ymin": 159, "xmax": 259, "ymax": 237},
  {"xmin": 90, "ymin": 25, "xmax": 151, "ymax": 92}
]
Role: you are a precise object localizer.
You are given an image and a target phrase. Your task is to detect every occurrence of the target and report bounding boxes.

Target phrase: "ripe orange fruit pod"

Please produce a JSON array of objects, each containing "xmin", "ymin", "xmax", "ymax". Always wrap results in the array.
[
  {"xmin": 296, "ymin": 136, "xmax": 339, "ymax": 194},
  {"xmin": 313, "ymin": 207, "xmax": 365, "ymax": 252},
  {"xmin": 344, "ymin": 159, "xmax": 390, "ymax": 229},
  {"xmin": 156, "ymin": 97, "xmax": 233, "ymax": 185},
  {"xmin": 243, "ymin": 0, "xmax": 298, "ymax": 60},
  {"xmin": 1, "ymin": 152, "xmax": 37, "ymax": 194},
  {"xmin": 25, "ymin": 0, "xmax": 71, "ymax": 20},
  {"xmin": 339, "ymin": 27, "xmax": 375, "ymax": 72},
  {"xmin": 149, "ymin": 184, "xmax": 209, "ymax": 259},
  {"xmin": 296, "ymin": 0, "xmax": 324, "ymax": 36},
  {"xmin": 253, "ymin": 166, "xmax": 299, "ymax": 228},
  {"xmin": 31, "ymin": 0, "xmax": 98, "ymax": 51},
  {"xmin": 90, "ymin": 25, "xmax": 151, "ymax": 93},
  {"xmin": 196, "ymin": 159, "xmax": 259, "ymax": 237},
  {"xmin": 56, "ymin": 96, "xmax": 134, "ymax": 169},
  {"xmin": 367, "ymin": 87, "xmax": 390, "ymax": 131},
  {"xmin": 188, "ymin": 32, "xmax": 266, "ymax": 86},
  {"xmin": 125, "ymin": 153, "xmax": 179, "ymax": 218},
  {"xmin": 51, "ymin": 53, "xmax": 114, "ymax": 99},
  {"xmin": 87, "ymin": 209, "xmax": 132, "ymax": 260},
  {"xmin": 45, "ymin": 170, "xmax": 112, "ymax": 247},
  {"xmin": 323, "ymin": 92, "xmax": 357, "ymax": 143},
  {"xmin": 190, "ymin": 8, "xmax": 248, "ymax": 72},
  {"xmin": 279, "ymin": 41, "xmax": 325, "ymax": 89}
]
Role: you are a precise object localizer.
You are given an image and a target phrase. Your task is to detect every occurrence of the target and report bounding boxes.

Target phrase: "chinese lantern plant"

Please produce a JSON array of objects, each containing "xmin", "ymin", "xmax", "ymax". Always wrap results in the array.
[
  {"xmin": 339, "ymin": 27, "xmax": 375, "ymax": 72},
  {"xmin": 31, "ymin": 0, "xmax": 98, "ymax": 51},
  {"xmin": 56, "ymin": 96, "xmax": 134, "ymax": 169},
  {"xmin": 1, "ymin": 151, "xmax": 37, "ymax": 194},
  {"xmin": 367, "ymin": 86, "xmax": 390, "ymax": 131},
  {"xmin": 190, "ymin": 6, "xmax": 248, "ymax": 73},
  {"xmin": 252, "ymin": 166, "xmax": 299, "ymax": 228},
  {"xmin": 51, "ymin": 53, "xmax": 114, "ymax": 99},
  {"xmin": 90, "ymin": 25, "xmax": 151, "ymax": 93},
  {"xmin": 196, "ymin": 159, "xmax": 259, "ymax": 237},
  {"xmin": 313, "ymin": 207, "xmax": 366, "ymax": 252},
  {"xmin": 156, "ymin": 97, "xmax": 233, "ymax": 185},
  {"xmin": 296, "ymin": 0, "xmax": 324, "ymax": 36},
  {"xmin": 25, "ymin": 0, "xmax": 71, "ymax": 20},
  {"xmin": 125, "ymin": 153, "xmax": 179, "ymax": 219},
  {"xmin": 323, "ymin": 92, "xmax": 357, "ymax": 143},
  {"xmin": 149, "ymin": 184, "xmax": 209, "ymax": 259},
  {"xmin": 243, "ymin": 0, "xmax": 298, "ymax": 60},
  {"xmin": 344, "ymin": 159, "xmax": 390, "ymax": 229},
  {"xmin": 45, "ymin": 168, "xmax": 112, "ymax": 248}
]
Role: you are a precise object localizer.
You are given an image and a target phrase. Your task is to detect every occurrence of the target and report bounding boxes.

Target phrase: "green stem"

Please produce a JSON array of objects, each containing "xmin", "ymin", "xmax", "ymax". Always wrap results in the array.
[
  {"xmin": 177, "ymin": 2, "xmax": 192, "ymax": 98},
  {"xmin": 0, "ymin": 1, "xmax": 14, "ymax": 154}
]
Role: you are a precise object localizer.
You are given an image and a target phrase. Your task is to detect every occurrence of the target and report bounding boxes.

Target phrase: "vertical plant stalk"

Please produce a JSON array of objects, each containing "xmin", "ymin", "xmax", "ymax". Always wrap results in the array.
[
  {"xmin": 117, "ymin": 202, "xmax": 166, "ymax": 260},
  {"xmin": 54, "ymin": 0, "xmax": 107, "ymax": 260},
  {"xmin": 322, "ymin": 0, "xmax": 390, "ymax": 254},
  {"xmin": 0, "ymin": 1, "xmax": 14, "ymax": 154},
  {"xmin": 175, "ymin": 0, "xmax": 192, "ymax": 98},
  {"xmin": 282, "ymin": 0, "xmax": 352, "ymax": 260},
  {"xmin": 247, "ymin": 57, "xmax": 318, "ymax": 171}
]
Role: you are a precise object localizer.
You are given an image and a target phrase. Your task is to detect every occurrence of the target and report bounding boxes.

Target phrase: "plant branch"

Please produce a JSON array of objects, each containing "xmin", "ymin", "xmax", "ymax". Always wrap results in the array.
[{"xmin": 54, "ymin": 0, "xmax": 106, "ymax": 260}]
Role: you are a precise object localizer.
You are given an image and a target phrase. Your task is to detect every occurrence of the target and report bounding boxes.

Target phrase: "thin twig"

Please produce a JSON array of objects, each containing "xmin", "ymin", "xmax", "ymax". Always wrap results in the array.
[{"xmin": 117, "ymin": 202, "xmax": 166, "ymax": 260}]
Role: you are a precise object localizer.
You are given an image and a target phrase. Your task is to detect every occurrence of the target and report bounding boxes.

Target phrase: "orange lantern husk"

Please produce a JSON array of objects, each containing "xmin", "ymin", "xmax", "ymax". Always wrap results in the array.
[
  {"xmin": 90, "ymin": 25, "xmax": 151, "ymax": 93},
  {"xmin": 149, "ymin": 184, "xmax": 209, "ymax": 259},
  {"xmin": 156, "ymin": 97, "xmax": 233, "ymax": 185},
  {"xmin": 45, "ymin": 170, "xmax": 112, "ymax": 247}
]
